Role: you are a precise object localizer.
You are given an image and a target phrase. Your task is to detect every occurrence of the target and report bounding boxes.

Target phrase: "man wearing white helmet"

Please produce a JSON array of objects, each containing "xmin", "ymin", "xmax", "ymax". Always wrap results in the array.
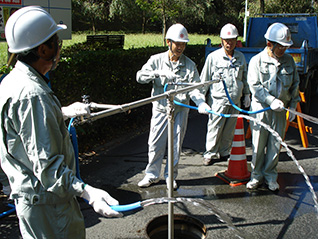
[
  {"xmin": 246, "ymin": 23, "xmax": 300, "ymax": 191},
  {"xmin": 0, "ymin": 6, "xmax": 122, "ymax": 238},
  {"xmin": 200, "ymin": 23, "xmax": 250, "ymax": 166},
  {"xmin": 137, "ymin": 23, "xmax": 209, "ymax": 189}
]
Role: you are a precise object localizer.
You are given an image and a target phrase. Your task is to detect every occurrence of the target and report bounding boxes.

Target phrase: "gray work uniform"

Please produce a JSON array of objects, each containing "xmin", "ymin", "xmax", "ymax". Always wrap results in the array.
[
  {"xmin": 200, "ymin": 48, "xmax": 249, "ymax": 159},
  {"xmin": 248, "ymin": 48, "xmax": 300, "ymax": 183},
  {"xmin": 0, "ymin": 61, "xmax": 86, "ymax": 239},
  {"xmin": 0, "ymin": 165, "xmax": 9, "ymax": 188},
  {"xmin": 0, "ymin": 77, "xmax": 9, "ymax": 191},
  {"xmin": 137, "ymin": 50, "xmax": 205, "ymax": 180}
]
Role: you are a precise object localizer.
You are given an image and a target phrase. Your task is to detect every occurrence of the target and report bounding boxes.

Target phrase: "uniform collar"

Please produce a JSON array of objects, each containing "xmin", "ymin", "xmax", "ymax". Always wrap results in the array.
[
  {"xmin": 221, "ymin": 48, "xmax": 238, "ymax": 65},
  {"xmin": 261, "ymin": 47, "xmax": 288, "ymax": 65},
  {"xmin": 15, "ymin": 61, "xmax": 53, "ymax": 92},
  {"xmin": 163, "ymin": 50, "xmax": 186, "ymax": 68}
]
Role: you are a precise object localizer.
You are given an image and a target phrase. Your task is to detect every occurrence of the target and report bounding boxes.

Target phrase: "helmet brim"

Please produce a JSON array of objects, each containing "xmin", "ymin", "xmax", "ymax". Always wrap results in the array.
[{"xmin": 166, "ymin": 38, "xmax": 189, "ymax": 43}]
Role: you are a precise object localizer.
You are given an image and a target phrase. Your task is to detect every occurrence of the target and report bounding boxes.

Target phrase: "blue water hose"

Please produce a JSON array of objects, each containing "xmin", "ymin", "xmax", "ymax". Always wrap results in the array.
[
  {"xmin": 221, "ymin": 80, "xmax": 271, "ymax": 114},
  {"xmin": 68, "ymin": 118, "xmax": 82, "ymax": 181},
  {"xmin": 164, "ymin": 83, "xmax": 232, "ymax": 117},
  {"xmin": 68, "ymin": 118, "xmax": 143, "ymax": 212},
  {"xmin": 110, "ymin": 201, "xmax": 142, "ymax": 212},
  {"xmin": 0, "ymin": 203, "xmax": 15, "ymax": 219},
  {"xmin": 164, "ymin": 81, "xmax": 271, "ymax": 116}
]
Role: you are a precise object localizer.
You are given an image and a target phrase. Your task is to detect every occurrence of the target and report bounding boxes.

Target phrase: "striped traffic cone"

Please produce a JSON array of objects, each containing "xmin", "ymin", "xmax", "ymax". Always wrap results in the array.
[{"xmin": 215, "ymin": 116, "xmax": 250, "ymax": 187}]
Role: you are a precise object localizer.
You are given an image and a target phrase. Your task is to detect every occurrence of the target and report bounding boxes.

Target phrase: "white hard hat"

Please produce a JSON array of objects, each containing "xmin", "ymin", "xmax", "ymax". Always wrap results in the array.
[
  {"xmin": 220, "ymin": 23, "xmax": 239, "ymax": 39},
  {"xmin": 264, "ymin": 23, "xmax": 293, "ymax": 46},
  {"xmin": 165, "ymin": 23, "xmax": 189, "ymax": 42},
  {"xmin": 5, "ymin": 6, "xmax": 67, "ymax": 53}
]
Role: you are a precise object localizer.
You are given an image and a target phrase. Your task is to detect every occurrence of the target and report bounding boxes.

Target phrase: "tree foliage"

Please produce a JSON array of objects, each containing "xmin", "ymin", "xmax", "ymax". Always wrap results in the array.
[
  {"xmin": 73, "ymin": 0, "xmax": 111, "ymax": 33},
  {"xmin": 109, "ymin": 0, "xmax": 144, "ymax": 30},
  {"xmin": 249, "ymin": 0, "xmax": 315, "ymax": 16},
  {"xmin": 73, "ymin": 0, "xmax": 318, "ymax": 34}
]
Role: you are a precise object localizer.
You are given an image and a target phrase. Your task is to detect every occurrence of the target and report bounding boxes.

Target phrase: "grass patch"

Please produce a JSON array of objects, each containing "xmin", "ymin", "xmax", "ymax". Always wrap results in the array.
[
  {"xmin": 62, "ymin": 32, "xmax": 220, "ymax": 49},
  {"xmin": 0, "ymin": 32, "xmax": 233, "ymax": 66},
  {"xmin": 0, "ymin": 42, "xmax": 8, "ymax": 66}
]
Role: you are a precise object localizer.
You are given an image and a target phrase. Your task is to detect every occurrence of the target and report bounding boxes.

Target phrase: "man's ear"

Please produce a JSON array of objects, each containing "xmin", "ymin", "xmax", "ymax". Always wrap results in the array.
[
  {"xmin": 37, "ymin": 43, "xmax": 53, "ymax": 60},
  {"xmin": 37, "ymin": 44, "xmax": 46, "ymax": 58}
]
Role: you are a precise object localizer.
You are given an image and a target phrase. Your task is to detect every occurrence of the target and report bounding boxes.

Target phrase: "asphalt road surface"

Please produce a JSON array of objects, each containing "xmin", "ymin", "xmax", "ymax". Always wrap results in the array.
[{"xmin": 1, "ymin": 96, "xmax": 318, "ymax": 239}]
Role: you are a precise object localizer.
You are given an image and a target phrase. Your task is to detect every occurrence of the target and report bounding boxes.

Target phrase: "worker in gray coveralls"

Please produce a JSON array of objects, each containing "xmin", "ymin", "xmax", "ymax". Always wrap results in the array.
[
  {"xmin": 200, "ymin": 23, "xmax": 250, "ymax": 166},
  {"xmin": 246, "ymin": 23, "xmax": 300, "ymax": 191},
  {"xmin": 0, "ymin": 6, "xmax": 122, "ymax": 239},
  {"xmin": 136, "ymin": 23, "xmax": 210, "ymax": 190}
]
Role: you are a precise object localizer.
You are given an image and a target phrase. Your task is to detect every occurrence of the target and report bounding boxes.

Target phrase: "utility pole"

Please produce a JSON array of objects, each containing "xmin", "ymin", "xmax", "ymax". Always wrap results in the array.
[{"xmin": 243, "ymin": 0, "xmax": 248, "ymax": 43}]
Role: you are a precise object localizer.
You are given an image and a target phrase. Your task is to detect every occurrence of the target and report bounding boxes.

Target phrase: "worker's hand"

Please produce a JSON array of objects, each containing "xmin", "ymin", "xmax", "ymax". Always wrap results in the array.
[
  {"xmin": 153, "ymin": 70, "xmax": 178, "ymax": 85},
  {"xmin": 243, "ymin": 94, "xmax": 251, "ymax": 108},
  {"xmin": 198, "ymin": 102, "xmax": 211, "ymax": 115},
  {"xmin": 2, "ymin": 185, "xmax": 11, "ymax": 196},
  {"xmin": 61, "ymin": 102, "xmax": 90, "ymax": 119},
  {"xmin": 270, "ymin": 99, "xmax": 284, "ymax": 112},
  {"xmin": 211, "ymin": 71, "xmax": 223, "ymax": 82},
  {"xmin": 81, "ymin": 185, "xmax": 123, "ymax": 218},
  {"xmin": 288, "ymin": 108, "xmax": 296, "ymax": 122}
]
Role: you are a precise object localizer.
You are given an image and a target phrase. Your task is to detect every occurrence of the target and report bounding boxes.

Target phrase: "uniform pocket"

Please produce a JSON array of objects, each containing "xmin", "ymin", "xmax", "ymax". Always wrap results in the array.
[
  {"xmin": 235, "ymin": 64, "xmax": 244, "ymax": 80},
  {"xmin": 279, "ymin": 66, "xmax": 294, "ymax": 88},
  {"xmin": 260, "ymin": 64, "xmax": 271, "ymax": 88}
]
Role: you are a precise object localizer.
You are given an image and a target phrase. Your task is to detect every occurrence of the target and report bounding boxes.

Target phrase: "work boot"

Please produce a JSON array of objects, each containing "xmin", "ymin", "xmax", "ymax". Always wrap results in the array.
[
  {"xmin": 166, "ymin": 178, "xmax": 178, "ymax": 190},
  {"xmin": 220, "ymin": 155, "xmax": 230, "ymax": 161},
  {"xmin": 138, "ymin": 176, "xmax": 159, "ymax": 188},
  {"xmin": 203, "ymin": 155, "xmax": 219, "ymax": 166},
  {"xmin": 246, "ymin": 178, "xmax": 261, "ymax": 189},
  {"xmin": 267, "ymin": 181, "xmax": 279, "ymax": 191},
  {"xmin": 203, "ymin": 157, "xmax": 212, "ymax": 166}
]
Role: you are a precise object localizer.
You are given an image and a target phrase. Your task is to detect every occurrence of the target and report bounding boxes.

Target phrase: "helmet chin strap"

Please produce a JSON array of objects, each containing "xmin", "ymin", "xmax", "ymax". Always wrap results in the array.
[
  {"xmin": 50, "ymin": 56, "xmax": 58, "ymax": 71},
  {"xmin": 47, "ymin": 40, "xmax": 59, "ymax": 71},
  {"xmin": 168, "ymin": 41, "xmax": 176, "ymax": 61}
]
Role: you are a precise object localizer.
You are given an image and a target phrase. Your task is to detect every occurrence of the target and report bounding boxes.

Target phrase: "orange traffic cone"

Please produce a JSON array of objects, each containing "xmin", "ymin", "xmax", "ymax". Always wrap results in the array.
[{"xmin": 215, "ymin": 116, "xmax": 250, "ymax": 187}]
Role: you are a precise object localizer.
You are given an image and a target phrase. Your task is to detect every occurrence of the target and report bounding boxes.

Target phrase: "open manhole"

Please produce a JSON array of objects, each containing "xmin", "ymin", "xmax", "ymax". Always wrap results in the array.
[{"xmin": 146, "ymin": 214, "xmax": 207, "ymax": 239}]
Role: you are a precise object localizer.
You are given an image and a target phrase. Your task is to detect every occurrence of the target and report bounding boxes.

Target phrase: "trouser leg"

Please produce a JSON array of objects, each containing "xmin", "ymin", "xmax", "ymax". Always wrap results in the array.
[
  {"xmin": 204, "ymin": 104, "xmax": 237, "ymax": 159},
  {"xmin": 218, "ymin": 107, "xmax": 238, "ymax": 157},
  {"xmin": 263, "ymin": 111, "xmax": 286, "ymax": 183},
  {"xmin": 16, "ymin": 197, "xmax": 85, "ymax": 239},
  {"xmin": 145, "ymin": 109, "xmax": 168, "ymax": 179},
  {"xmin": 251, "ymin": 123, "xmax": 268, "ymax": 181},
  {"xmin": 204, "ymin": 106, "xmax": 225, "ymax": 159},
  {"xmin": 163, "ymin": 110, "xmax": 189, "ymax": 179},
  {"xmin": 250, "ymin": 110, "xmax": 268, "ymax": 181}
]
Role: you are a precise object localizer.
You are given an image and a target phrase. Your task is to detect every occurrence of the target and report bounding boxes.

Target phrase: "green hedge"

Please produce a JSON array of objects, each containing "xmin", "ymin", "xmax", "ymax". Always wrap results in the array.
[{"xmin": 50, "ymin": 42, "xmax": 206, "ymax": 151}]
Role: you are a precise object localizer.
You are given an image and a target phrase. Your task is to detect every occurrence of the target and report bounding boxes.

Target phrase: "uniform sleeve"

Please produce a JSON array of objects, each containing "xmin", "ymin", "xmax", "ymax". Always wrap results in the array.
[
  {"xmin": 248, "ymin": 55, "xmax": 275, "ymax": 105},
  {"xmin": 188, "ymin": 65, "xmax": 206, "ymax": 106},
  {"xmin": 199, "ymin": 54, "xmax": 213, "ymax": 96},
  {"xmin": 288, "ymin": 59, "xmax": 300, "ymax": 109},
  {"xmin": 16, "ymin": 93, "xmax": 84, "ymax": 197},
  {"xmin": 241, "ymin": 56, "xmax": 250, "ymax": 95},
  {"xmin": 136, "ymin": 55, "xmax": 160, "ymax": 85}
]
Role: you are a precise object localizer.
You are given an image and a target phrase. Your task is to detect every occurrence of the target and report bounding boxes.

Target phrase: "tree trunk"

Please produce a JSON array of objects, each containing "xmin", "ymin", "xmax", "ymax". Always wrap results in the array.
[
  {"xmin": 163, "ymin": 16, "xmax": 166, "ymax": 46},
  {"xmin": 162, "ymin": 1, "xmax": 166, "ymax": 46},
  {"xmin": 260, "ymin": 0, "xmax": 265, "ymax": 13},
  {"xmin": 91, "ymin": 17, "xmax": 96, "ymax": 34},
  {"xmin": 142, "ymin": 10, "xmax": 145, "ymax": 34}
]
